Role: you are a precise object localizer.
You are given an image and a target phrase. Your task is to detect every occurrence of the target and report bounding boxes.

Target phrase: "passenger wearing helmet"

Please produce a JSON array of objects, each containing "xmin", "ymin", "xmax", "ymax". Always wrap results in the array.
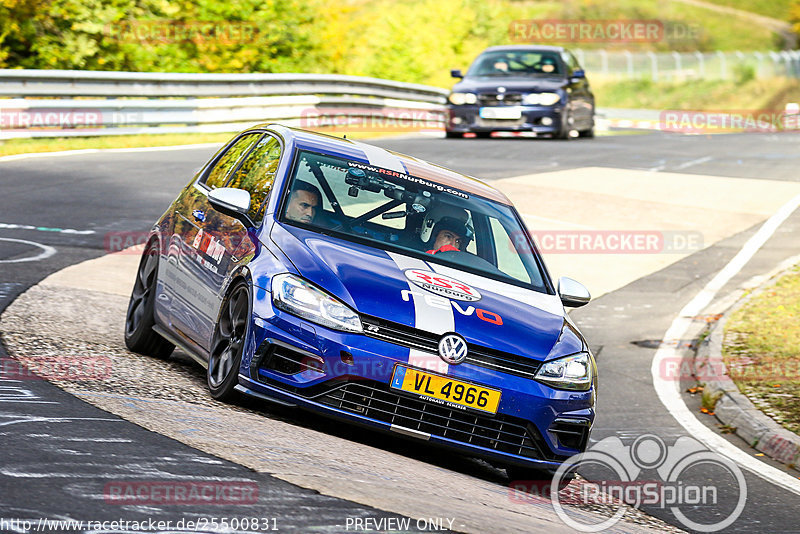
[{"xmin": 419, "ymin": 204, "xmax": 474, "ymax": 255}]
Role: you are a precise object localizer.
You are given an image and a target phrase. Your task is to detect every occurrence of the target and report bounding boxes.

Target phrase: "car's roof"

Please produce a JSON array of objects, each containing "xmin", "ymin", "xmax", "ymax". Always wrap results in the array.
[
  {"xmin": 478, "ymin": 45, "xmax": 566, "ymax": 53},
  {"xmin": 261, "ymin": 124, "xmax": 512, "ymax": 205}
]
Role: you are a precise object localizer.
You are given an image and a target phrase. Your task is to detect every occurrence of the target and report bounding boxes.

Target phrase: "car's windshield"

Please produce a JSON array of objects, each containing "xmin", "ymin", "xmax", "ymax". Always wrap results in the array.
[
  {"xmin": 280, "ymin": 150, "xmax": 548, "ymax": 293},
  {"xmin": 466, "ymin": 50, "xmax": 563, "ymax": 77}
]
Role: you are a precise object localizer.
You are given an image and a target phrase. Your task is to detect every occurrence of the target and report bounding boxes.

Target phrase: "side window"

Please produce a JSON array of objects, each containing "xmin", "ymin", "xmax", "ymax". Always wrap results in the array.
[
  {"xmin": 560, "ymin": 52, "xmax": 573, "ymax": 74},
  {"xmin": 226, "ymin": 135, "xmax": 282, "ymax": 222},
  {"xmin": 203, "ymin": 133, "xmax": 261, "ymax": 189},
  {"xmin": 489, "ymin": 217, "xmax": 531, "ymax": 284}
]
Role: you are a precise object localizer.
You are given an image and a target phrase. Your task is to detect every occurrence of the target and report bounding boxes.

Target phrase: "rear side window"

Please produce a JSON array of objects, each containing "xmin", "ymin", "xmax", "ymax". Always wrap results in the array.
[
  {"xmin": 203, "ymin": 133, "xmax": 262, "ymax": 189},
  {"xmin": 226, "ymin": 135, "xmax": 282, "ymax": 222}
]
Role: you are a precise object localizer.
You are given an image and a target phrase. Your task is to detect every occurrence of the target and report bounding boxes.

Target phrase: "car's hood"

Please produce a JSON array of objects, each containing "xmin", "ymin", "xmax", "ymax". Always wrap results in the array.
[
  {"xmin": 453, "ymin": 76, "xmax": 566, "ymax": 94},
  {"xmin": 270, "ymin": 223, "xmax": 583, "ymax": 361}
]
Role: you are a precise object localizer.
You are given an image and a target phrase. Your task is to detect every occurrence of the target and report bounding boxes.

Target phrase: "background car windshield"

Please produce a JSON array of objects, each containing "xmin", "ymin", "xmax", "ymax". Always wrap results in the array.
[
  {"xmin": 467, "ymin": 50, "xmax": 563, "ymax": 77},
  {"xmin": 281, "ymin": 150, "xmax": 548, "ymax": 292}
]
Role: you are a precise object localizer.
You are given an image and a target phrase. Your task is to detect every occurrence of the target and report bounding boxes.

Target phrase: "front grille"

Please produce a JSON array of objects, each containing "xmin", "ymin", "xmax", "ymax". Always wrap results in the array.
[
  {"xmin": 318, "ymin": 380, "xmax": 552, "ymax": 459},
  {"xmin": 478, "ymin": 93, "xmax": 523, "ymax": 106},
  {"xmin": 361, "ymin": 315, "xmax": 542, "ymax": 379}
]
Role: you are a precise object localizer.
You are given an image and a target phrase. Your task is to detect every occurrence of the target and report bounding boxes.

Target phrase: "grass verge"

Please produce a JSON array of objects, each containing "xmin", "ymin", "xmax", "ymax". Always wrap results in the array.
[
  {"xmin": 0, "ymin": 129, "xmax": 422, "ymax": 158},
  {"xmin": 592, "ymin": 76, "xmax": 800, "ymax": 111},
  {"xmin": 723, "ymin": 264, "xmax": 800, "ymax": 435}
]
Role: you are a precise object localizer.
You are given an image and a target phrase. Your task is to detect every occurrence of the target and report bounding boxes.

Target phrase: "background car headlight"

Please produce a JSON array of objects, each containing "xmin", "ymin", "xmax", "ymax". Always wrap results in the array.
[
  {"xmin": 272, "ymin": 273, "xmax": 362, "ymax": 333},
  {"xmin": 448, "ymin": 92, "xmax": 477, "ymax": 105},
  {"xmin": 522, "ymin": 92, "xmax": 562, "ymax": 106},
  {"xmin": 535, "ymin": 352, "xmax": 593, "ymax": 391}
]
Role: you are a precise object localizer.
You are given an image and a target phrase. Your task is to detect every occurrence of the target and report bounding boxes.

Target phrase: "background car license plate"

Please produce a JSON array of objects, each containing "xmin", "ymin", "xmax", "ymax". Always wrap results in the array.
[
  {"xmin": 479, "ymin": 107, "xmax": 522, "ymax": 120},
  {"xmin": 390, "ymin": 365, "xmax": 501, "ymax": 414}
]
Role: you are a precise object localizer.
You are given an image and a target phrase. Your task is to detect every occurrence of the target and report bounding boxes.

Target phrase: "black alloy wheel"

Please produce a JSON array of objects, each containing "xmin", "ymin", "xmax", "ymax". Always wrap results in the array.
[
  {"xmin": 124, "ymin": 241, "xmax": 175, "ymax": 358},
  {"xmin": 207, "ymin": 281, "xmax": 250, "ymax": 401}
]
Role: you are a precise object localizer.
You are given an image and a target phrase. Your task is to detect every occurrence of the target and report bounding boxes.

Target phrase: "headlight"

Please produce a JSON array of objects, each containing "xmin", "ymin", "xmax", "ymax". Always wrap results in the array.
[
  {"xmin": 522, "ymin": 92, "xmax": 561, "ymax": 106},
  {"xmin": 272, "ymin": 273, "xmax": 362, "ymax": 333},
  {"xmin": 448, "ymin": 92, "xmax": 477, "ymax": 105},
  {"xmin": 535, "ymin": 352, "xmax": 593, "ymax": 391}
]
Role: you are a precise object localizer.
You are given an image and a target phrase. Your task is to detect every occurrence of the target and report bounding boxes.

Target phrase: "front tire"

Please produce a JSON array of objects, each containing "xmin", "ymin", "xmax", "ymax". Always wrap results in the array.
[
  {"xmin": 445, "ymin": 131, "xmax": 462, "ymax": 138},
  {"xmin": 207, "ymin": 281, "xmax": 250, "ymax": 401},
  {"xmin": 124, "ymin": 241, "xmax": 175, "ymax": 359}
]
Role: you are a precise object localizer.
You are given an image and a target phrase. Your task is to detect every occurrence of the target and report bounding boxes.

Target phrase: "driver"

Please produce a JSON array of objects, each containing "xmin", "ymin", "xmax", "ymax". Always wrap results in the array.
[
  {"xmin": 419, "ymin": 205, "xmax": 474, "ymax": 255},
  {"xmin": 285, "ymin": 180, "xmax": 321, "ymax": 224}
]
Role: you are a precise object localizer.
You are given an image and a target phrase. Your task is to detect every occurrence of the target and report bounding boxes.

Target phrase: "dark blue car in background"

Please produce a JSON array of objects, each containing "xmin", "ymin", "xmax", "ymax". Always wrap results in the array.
[
  {"xmin": 447, "ymin": 45, "xmax": 595, "ymax": 139},
  {"xmin": 124, "ymin": 124, "xmax": 597, "ymax": 480}
]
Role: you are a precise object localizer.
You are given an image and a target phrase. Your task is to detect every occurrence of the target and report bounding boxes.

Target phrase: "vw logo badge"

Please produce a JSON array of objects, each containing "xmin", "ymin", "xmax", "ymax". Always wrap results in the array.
[{"xmin": 438, "ymin": 334, "xmax": 468, "ymax": 365}]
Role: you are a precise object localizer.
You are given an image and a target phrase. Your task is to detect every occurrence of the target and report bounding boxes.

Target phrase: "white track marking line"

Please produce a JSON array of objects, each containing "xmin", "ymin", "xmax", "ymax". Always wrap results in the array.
[
  {"xmin": 651, "ymin": 192, "xmax": 800, "ymax": 496},
  {"xmin": 0, "ymin": 222, "xmax": 95, "ymax": 235},
  {"xmin": 0, "ymin": 238, "xmax": 56, "ymax": 263},
  {"xmin": 672, "ymin": 156, "xmax": 713, "ymax": 171}
]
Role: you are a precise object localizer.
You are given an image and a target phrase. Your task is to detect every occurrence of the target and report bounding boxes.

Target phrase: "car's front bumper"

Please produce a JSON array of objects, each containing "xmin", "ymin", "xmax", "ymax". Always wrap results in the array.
[
  {"xmin": 446, "ymin": 105, "xmax": 566, "ymax": 135},
  {"xmin": 240, "ymin": 308, "xmax": 595, "ymax": 470}
]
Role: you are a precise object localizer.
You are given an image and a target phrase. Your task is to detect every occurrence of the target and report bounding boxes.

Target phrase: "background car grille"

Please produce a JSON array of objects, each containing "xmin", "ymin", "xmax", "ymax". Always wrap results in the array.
[
  {"xmin": 318, "ymin": 380, "xmax": 555, "ymax": 459},
  {"xmin": 478, "ymin": 93, "xmax": 523, "ymax": 106},
  {"xmin": 361, "ymin": 315, "xmax": 542, "ymax": 379}
]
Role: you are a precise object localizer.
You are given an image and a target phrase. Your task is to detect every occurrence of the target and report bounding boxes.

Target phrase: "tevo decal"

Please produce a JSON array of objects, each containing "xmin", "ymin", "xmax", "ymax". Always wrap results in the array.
[
  {"xmin": 401, "ymin": 290, "xmax": 503, "ymax": 326},
  {"xmin": 404, "ymin": 269, "xmax": 481, "ymax": 302}
]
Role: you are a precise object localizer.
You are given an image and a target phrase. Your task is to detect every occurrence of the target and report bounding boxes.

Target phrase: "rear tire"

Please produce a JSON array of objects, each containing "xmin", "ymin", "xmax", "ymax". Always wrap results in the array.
[
  {"xmin": 124, "ymin": 241, "xmax": 175, "ymax": 359},
  {"xmin": 578, "ymin": 126, "xmax": 595, "ymax": 138},
  {"xmin": 445, "ymin": 131, "xmax": 462, "ymax": 138},
  {"xmin": 207, "ymin": 281, "xmax": 250, "ymax": 401}
]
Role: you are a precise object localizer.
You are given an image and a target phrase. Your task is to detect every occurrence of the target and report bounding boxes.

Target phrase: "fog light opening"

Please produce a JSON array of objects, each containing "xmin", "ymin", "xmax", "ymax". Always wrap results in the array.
[{"xmin": 540, "ymin": 117, "xmax": 553, "ymax": 126}]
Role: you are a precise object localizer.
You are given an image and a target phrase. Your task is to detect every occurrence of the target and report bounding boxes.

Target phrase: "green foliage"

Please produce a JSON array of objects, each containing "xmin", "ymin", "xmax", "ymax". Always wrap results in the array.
[
  {"xmin": 0, "ymin": 0, "xmax": 323, "ymax": 71},
  {"xmin": 0, "ymin": 0, "xmax": 788, "ymax": 80},
  {"xmin": 791, "ymin": 0, "xmax": 800, "ymax": 40},
  {"xmin": 733, "ymin": 62, "xmax": 756, "ymax": 84}
]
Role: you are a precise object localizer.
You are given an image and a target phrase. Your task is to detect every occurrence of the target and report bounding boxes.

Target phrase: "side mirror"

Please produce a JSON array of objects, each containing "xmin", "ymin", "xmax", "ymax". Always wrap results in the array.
[
  {"xmin": 558, "ymin": 277, "xmax": 591, "ymax": 308},
  {"xmin": 208, "ymin": 187, "xmax": 255, "ymax": 227},
  {"xmin": 570, "ymin": 69, "xmax": 586, "ymax": 82},
  {"xmin": 450, "ymin": 69, "xmax": 464, "ymax": 79}
]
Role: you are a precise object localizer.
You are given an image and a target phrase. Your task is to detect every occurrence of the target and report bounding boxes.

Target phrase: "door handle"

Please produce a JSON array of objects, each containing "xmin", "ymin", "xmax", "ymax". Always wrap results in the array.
[{"xmin": 192, "ymin": 210, "xmax": 206, "ymax": 223}]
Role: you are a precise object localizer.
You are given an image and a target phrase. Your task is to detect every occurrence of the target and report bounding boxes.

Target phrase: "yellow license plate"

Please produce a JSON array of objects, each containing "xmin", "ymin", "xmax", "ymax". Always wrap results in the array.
[{"xmin": 390, "ymin": 365, "xmax": 501, "ymax": 414}]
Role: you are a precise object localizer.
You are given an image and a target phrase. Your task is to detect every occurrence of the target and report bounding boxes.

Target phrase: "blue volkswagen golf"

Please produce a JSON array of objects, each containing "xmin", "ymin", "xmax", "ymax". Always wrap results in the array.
[{"xmin": 124, "ymin": 124, "xmax": 597, "ymax": 479}]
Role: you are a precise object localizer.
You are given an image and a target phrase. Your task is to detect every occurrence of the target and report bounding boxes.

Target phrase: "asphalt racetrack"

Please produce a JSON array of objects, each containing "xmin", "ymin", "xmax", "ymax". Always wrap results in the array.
[{"xmin": 1, "ymin": 130, "xmax": 800, "ymax": 533}]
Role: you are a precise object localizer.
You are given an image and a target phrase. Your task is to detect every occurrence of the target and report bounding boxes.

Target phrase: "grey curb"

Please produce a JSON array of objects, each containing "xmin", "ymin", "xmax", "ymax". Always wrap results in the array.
[{"xmin": 694, "ymin": 273, "xmax": 800, "ymax": 471}]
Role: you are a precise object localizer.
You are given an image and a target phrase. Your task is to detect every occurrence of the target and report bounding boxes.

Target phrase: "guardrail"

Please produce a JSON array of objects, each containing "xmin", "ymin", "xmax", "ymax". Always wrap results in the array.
[{"xmin": 0, "ymin": 70, "xmax": 450, "ymax": 139}]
